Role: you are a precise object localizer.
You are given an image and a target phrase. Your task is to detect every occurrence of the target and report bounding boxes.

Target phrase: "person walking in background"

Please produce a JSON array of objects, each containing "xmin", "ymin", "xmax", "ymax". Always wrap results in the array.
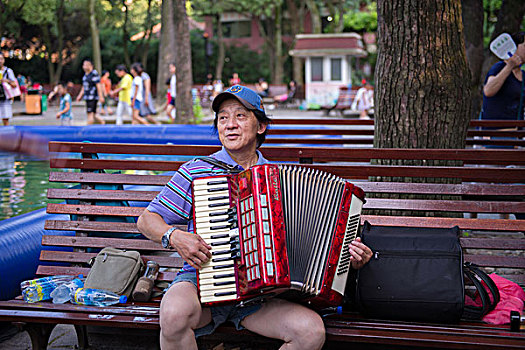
[
  {"xmin": 212, "ymin": 79, "xmax": 224, "ymax": 99},
  {"xmin": 17, "ymin": 74, "xmax": 27, "ymax": 102},
  {"xmin": 482, "ymin": 31, "xmax": 525, "ymax": 121},
  {"xmin": 55, "ymin": 82, "xmax": 73, "ymax": 126},
  {"xmin": 351, "ymin": 81, "xmax": 374, "ymax": 119},
  {"xmin": 136, "ymin": 62, "xmax": 159, "ymax": 125},
  {"xmin": 76, "ymin": 59, "xmax": 105, "ymax": 125},
  {"xmin": 272, "ymin": 80, "xmax": 297, "ymax": 106},
  {"xmin": 110, "ymin": 65, "xmax": 133, "ymax": 125},
  {"xmin": 130, "ymin": 63, "xmax": 149, "ymax": 125},
  {"xmin": 0, "ymin": 55, "xmax": 18, "ymax": 126},
  {"xmin": 166, "ymin": 63, "xmax": 176, "ymax": 122},
  {"xmin": 229, "ymin": 72, "xmax": 241, "ymax": 87},
  {"xmin": 99, "ymin": 70, "xmax": 114, "ymax": 117},
  {"xmin": 255, "ymin": 78, "xmax": 269, "ymax": 98}
]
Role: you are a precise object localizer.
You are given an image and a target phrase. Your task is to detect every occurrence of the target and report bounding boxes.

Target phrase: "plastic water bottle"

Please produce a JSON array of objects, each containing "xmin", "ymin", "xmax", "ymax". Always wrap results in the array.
[
  {"xmin": 71, "ymin": 288, "xmax": 127, "ymax": 307},
  {"xmin": 50, "ymin": 275, "xmax": 85, "ymax": 304},
  {"xmin": 20, "ymin": 275, "xmax": 75, "ymax": 303}
]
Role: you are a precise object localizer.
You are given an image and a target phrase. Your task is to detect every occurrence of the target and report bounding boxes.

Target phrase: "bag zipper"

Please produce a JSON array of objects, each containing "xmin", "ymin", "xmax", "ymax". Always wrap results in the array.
[{"xmin": 373, "ymin": 250, "xmax": 460, "ymax": 260}]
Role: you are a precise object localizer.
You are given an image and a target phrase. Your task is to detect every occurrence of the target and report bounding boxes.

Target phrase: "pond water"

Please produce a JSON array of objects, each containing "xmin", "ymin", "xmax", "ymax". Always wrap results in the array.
[
  {"xmin": 0, "ymin": 152, "xmax": 193, "ymax": 221},
  {"xmin": 0, "ymin": 153, "xmax": 68, "ymax": 220}
]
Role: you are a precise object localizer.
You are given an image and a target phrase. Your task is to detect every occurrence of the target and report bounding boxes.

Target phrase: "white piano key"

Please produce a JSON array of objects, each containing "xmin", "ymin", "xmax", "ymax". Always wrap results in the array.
[
  {"xmin": 199, "ymin": 282, "xmax": 237, "ymax": 292},
  {"xmin": 200, "ymin": 259, "xmax": 235, "ymax": 268},
  {"xmin": 201, "ymin": 294, "xmax": 237, "ymax": 303},
  {"xmin": 195, "ymin": 214, "xmax": 229, "ymax": 224},
  {"xmin": 200, "ymin": 288, "xmax": 237, "ymax": 298},
  {"xmin": 199, "ymin": 275, "xmax": 236, "ymax": 283}
]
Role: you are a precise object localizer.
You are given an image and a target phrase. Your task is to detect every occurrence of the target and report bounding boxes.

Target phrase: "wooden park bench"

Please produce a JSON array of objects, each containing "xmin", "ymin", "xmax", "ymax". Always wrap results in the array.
[
  {"xmin": 0, "ymin": 142, "xmax": 523, "ymax": 349},
  {"xmin": 320, "ymin": 87, "xmax": 357, "ymax": 116},
  {"xmin": 267, "ymin": 119, "xmax": 525, "ymax": 148}
]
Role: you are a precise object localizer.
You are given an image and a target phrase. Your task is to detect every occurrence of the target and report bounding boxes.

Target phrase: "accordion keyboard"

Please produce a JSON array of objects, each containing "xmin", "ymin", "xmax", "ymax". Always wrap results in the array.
[{"xmin": 193, "ymin": 177, "xmax": 240, "ymax": 304}]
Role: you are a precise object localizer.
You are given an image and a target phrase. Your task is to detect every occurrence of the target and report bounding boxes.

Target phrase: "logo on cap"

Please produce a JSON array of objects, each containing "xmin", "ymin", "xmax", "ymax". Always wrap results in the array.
[{"xmin": 229, "ymin": 86, "xmax": 242, "ymax": 93}]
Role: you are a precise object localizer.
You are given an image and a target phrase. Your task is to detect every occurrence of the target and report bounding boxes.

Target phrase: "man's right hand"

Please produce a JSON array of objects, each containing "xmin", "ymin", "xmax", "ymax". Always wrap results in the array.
[
  {"xmin": 171, "ymin": 230, "xmax": 212, "ymax": 270},
  {"xmin": 505, "ymin": 54, "xmax": 523, "ymax": 69}
]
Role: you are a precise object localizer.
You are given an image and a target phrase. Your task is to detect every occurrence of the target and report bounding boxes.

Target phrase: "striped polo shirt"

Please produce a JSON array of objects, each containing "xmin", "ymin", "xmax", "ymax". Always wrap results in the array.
[{"xmin": 146, "ymin": 147, "xmax": 268, "ymax": 275}]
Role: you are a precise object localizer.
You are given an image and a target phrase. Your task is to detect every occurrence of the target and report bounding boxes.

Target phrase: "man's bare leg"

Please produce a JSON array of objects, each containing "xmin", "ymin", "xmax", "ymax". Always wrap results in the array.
[
  {"xmin": 241, "ymin": 298, "xmax": 325, "ymax": 350},
  {"xmin": 159, "ymin": 281, "xmax": 212, "ymax": 350}
]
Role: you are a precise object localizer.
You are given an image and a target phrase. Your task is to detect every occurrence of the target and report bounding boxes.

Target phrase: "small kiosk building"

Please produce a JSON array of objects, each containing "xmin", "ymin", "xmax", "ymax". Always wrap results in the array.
[{"xmin": 289, "ymin": 33, "xmax": 367, "ymax": 107}]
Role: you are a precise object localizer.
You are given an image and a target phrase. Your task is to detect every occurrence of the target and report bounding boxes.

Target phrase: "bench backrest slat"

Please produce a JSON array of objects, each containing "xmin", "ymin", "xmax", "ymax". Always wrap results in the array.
[
  {"xmin": 362, "ymin": 215, "xmax": 525, "ymax": 232},
  {"xmin": 36, "ymin": 265, "xmax": 178, "ymax": 282},
  {"xmin": 48, "ymin": 160, "xmax": 525, "ymax": 182},
  {"xmin": 49, "ymin": 172, "xmax": 171, "ymax": 185},
  {"xmin": 39, "ymin": 251, "xmax": 183, "ymax": 268},
  {"xmin": 50, "ymin": 142, "xmax": 524, "ymax": 164},
  {"xmin": 47, "ymin": 188, "xmax": 158, "ymax": 202}
]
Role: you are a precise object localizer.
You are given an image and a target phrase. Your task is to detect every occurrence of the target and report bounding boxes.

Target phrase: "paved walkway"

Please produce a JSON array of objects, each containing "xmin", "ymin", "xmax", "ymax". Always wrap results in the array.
[{"xmin": 7, "ymin": 99, "xmax": 328, "ymax": 127}]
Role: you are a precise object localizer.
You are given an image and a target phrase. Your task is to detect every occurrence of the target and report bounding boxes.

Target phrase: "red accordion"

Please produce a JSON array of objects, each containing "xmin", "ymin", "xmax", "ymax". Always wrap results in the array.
[{"xmin": 194, "ymin": 164, "xmax": 365, "ymax": 307}]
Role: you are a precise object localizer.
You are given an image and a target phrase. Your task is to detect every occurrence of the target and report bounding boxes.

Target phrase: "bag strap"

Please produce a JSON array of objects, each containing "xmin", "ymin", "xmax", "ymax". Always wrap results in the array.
[
  {"xmin": 462, "ymin": 262, "xmax": 500, "ymax": 320},
  {"xmin": 466, "ymin": 262, "xmax": 500, "ymax": 311},
  {"xmin": 518, "ymin": 69, "xmax": 525, "ymax": 121},
  {"xmin": 195, "ymin": 156, "xmax": 242, "ymax": 174}
]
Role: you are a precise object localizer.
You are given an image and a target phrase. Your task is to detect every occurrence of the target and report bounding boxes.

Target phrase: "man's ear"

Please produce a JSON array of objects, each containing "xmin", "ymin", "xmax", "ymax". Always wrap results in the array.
[{"xmin": 257, "ymin": 122, "xmax": 268, "ymax": 134}]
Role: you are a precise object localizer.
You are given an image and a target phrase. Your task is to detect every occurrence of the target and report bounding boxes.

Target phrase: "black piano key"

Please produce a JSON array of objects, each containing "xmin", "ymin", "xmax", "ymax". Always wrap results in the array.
[
  {"xmin": 212, "ymin": 263, "xmax": 235, "ymax": 270},
  {"xmin": 209, "ymin": 217, "xmax": 229, "ymax": 224},
  {"xmin": 209, "ymin": 202, "xmax": 230, "ymax": 208},
  {"xmin": 211, "ymin": 240, "xmax": 230, "ymax": 246},
  {"xmin": 214, "ymin": 280, "xmax": 236, "ymax": 286},
  {"xmin": 208, "ymin": 195, "xmax": 230, "ymax": 202},
  {"xmin": 210, "ymin": 224, "xmax": 230, "ymax": 230},
  {"xmin": 213, "ymin": 273, "xmax": 235, "ymax": 279},
  {"xmin": 212, "ymin": 249, "xmax": 231, "ymax": 256},
  {"xmin": 214, "ymin": 291, "xmax": 237, "ymax": 297},
  {"xmin": 207, "ymin": 180, "xmax": 228, "ymax": 186},
  {"xmin": 210, "ymin": 233, "xmax": 229, "ymax": 239},
  {"xmin": 207, "ymin": 186, "xmax": 229, "ymax": 193},
  {"xmin": 209, "ymin": 210, "xmax": 228, "ymax": 217},
  {"xmin": 212, "ymin": 256, "xmax": 234, "ymax": 263}
]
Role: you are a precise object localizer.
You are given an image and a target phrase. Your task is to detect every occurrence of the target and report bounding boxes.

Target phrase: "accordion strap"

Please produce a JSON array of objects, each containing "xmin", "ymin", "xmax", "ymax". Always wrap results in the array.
[{"xmin": 195, "ymin": 156, "xmax": 242, "ymax": 174}]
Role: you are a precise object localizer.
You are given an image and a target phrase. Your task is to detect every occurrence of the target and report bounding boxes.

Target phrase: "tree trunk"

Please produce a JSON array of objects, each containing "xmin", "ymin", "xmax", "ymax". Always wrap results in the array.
[
  {"xmin": 89, "ymin": 0, "xmax": 102, "ymax": 74},
  {"xmin": 122, "ymin": 1, "xmax": 131, "ymax": 67},
  {"xmin": 54, "ymin": 0, "xmax": 65, "ymax": 84},
  {"xmin": 305, "ymin": 0, "xmax": 321, "ymax": 34},
  {"xmin": 375, "ymin": 0, "xmax": 471, "ymax": 150},
  {"xmin": 215, "ymin": 14, "xmax": 225, "ymax": 81},
  {"xmin": 287, "ymin": 0, "xmax": 305, "ymax": 85},
  {"xmin": 157, "ymin": 0, "xmax": 176, "ymax": 104},
  {"xmin": 273, "ymin": 6, "xmax": 283, "ymax": 84},
  {"xmin": 41, "ymin": 25, "xmax": 56, "ymax": 84},
  {"xmin": 173, "ymin": 0, "xmax": 193, "ymax": 123},
  {"xmin": 461, "ymin": 0, "xmax": 484, "ymax": 120},
  {"xmin": 138, "ymin": 0, "xmax": 153, "ymax": 67},
  {"xmin": 335, "ymin": 0, "xmax": 345, "ymax": 33}
]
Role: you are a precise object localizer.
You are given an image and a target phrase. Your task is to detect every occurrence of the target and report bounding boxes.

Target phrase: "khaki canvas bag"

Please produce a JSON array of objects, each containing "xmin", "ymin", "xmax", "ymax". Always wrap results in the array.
[{"xmin": 85, "ymin": 247, "xmax": 144, "ymax": 298}]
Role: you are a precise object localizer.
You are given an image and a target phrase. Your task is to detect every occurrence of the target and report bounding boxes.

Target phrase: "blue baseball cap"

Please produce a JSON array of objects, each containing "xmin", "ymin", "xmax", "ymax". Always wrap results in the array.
[{"xmin": 212, "ymin": 85, "xmax": 266, "ymax": 115}]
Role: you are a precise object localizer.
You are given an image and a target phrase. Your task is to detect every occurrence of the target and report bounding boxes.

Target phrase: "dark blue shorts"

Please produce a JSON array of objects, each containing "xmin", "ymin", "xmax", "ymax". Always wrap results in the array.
[{"xmin": 167, "ymin": 272, "xmax": 262, "ymax": 337}]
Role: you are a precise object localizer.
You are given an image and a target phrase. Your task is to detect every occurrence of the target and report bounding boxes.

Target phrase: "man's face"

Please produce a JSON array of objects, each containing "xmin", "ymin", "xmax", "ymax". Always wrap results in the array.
[
  {"xmin": 115, "ymin": 69, "xmax": 123, "ymax": 78},
  {"xmin": 82, "ymin": 61, "xmax": 93, "ymax": 73},
  {"xmin": 169, "ymin": 64, "xmax": 176, "ymax": 75},
  {"xmin": 216, "ymin": 98, "xmax": 266, "ymax": 153}
]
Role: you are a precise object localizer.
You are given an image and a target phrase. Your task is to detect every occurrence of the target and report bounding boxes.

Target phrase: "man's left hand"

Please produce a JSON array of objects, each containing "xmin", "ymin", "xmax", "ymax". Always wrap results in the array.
[{"xmin": 349, "ymin": 237, "xmax": 373, "ymax": 270}]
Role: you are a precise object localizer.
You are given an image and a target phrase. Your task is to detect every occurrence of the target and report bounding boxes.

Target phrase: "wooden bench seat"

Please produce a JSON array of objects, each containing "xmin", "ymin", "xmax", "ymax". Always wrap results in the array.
[
  {"xmin": 267, "ymin": 119, "xmax": 525, "ymax": 147},
  {"xmin": 0, "ymin": 141, "xmax": 523, "ymax": 349},
  {"xmin": 320, "ymin": 87, "xmax": 357, "ymax": 116}
]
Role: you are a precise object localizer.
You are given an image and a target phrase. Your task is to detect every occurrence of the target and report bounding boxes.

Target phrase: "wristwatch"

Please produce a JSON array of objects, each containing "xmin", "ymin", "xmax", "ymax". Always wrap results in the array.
[{"xmin": 161, "ymin": 227, "xmax": 176, "ymax": 249}]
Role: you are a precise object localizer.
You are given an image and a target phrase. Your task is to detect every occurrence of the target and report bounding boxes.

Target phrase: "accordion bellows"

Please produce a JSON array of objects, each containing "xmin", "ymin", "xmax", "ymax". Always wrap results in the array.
[{"xmin": 194, "ymin": 164, "xmax": 365, "ymax": 307}]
